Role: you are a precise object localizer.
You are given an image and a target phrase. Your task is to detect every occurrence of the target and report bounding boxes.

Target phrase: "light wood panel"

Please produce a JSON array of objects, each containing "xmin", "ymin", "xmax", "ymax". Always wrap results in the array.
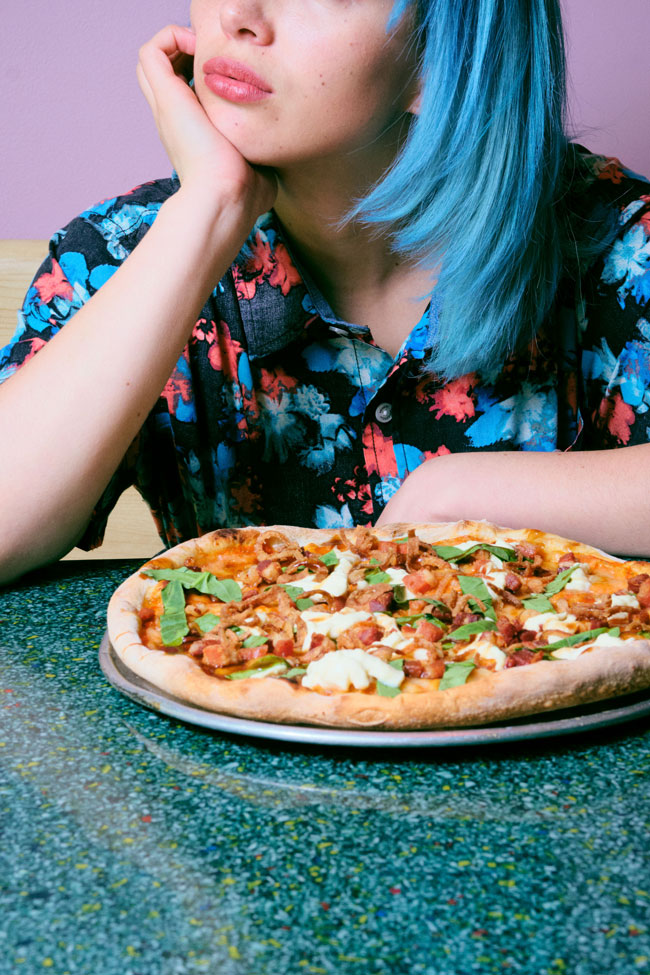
[{"xmin": 1, "ymin": 240, "xmax": 162, "ymax": 560}]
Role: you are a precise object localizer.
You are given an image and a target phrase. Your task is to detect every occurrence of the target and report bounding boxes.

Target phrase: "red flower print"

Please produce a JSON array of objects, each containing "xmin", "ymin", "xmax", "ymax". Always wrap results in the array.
[
  {"xmin": 598, "ymin": 392, "xmax": 635, "ymax": 444},
  {"xmin": 258, "ymin": 366, "xmax": 298, "ymax": 401},
  {"xmin": 431, "ymin": 376, "xmax": 476, "ymax": 422},
  {"xmin": 232, "ymin": 264, "xmax": 258, "ymax": 301},
  {"xmin": 268, "ymin": 243, "xmax": 302, "ymax": 296},
  {"xmin": 596, "ymin": 158, "xmax": 624, "ymax": 184},
  {"xmin": 231, "ymin": 480, "xmax": 261, "ymax": 515},
  {"xmin": 192, "ymin": 318, "xmax": 217, "ymax": 344},
  {"xmin": 362, "ymin": 423, "xmax": 398, "ymax": 478},
  {"xmin": 424, "ymin": 445, "xmax": 451, "ymax": 460},
  {"xmin": 244, "ymin": 232, "xmax": 274, "ymax": 278},
  {"xmin": 35, "ymin": 259, "xmax": 74, "ymax": 303}
]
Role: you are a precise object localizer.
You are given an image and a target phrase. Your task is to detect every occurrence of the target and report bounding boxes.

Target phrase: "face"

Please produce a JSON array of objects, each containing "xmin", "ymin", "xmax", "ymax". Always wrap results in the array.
[{"xmin": 190, "ymin": 0, "xmax": 420, "ymax": 171}]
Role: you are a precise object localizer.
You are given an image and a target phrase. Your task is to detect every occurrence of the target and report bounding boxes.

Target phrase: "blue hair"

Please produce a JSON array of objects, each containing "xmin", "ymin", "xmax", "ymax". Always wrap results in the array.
[{"xmin": 351, "ymin": 0, "xmax": 570, "ymax": 380}]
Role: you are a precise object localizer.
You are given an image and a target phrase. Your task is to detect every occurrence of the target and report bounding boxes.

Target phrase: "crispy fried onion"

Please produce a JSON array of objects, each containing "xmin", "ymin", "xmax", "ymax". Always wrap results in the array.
[{"xmin": 254, "ymin": 529, "xmax": 304, "ymax": 563}]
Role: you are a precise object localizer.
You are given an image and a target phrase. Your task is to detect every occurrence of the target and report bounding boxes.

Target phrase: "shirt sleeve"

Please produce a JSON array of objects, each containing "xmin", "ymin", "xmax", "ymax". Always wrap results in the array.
[
  {"xmin": 580, "ymin": 192, "xmax": 650, "ymax": 449},
  {"xmin": 0, "ymin": 217, "xmax": 139, "ymax": 550}
]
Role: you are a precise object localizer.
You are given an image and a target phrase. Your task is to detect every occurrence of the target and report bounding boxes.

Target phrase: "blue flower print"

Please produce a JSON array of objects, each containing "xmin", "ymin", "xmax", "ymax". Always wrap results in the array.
[
  {"xmin": 314, "ymin": 503, "xmax": 354, "ymax": 529},
  {"xmin": 374, "ymin": 476, "xmax": 402, "ymax": 505},
  {"xmin": 299, "ymin": 413, "xmax": 355, "ymax": 472},
  {"xmin": 601, "ymin": 223, "xmax": 650, "ymax": 308},
  {"xmin": 466, "ymin": 383, "xmax": 558, "ymax": 450},
  {"xmin": 95, "ymin": 203, "xmax": 162, "ymax": 261},
  {"xmin": 258, "ymin": 392, "xmax": 304, "ymax": 463}
]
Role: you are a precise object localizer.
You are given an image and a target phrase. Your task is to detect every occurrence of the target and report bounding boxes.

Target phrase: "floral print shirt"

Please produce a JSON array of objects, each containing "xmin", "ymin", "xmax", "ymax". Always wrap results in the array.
[{"xmin": 2, "ymin": 147, "xmax": 649, "ymax": 549}]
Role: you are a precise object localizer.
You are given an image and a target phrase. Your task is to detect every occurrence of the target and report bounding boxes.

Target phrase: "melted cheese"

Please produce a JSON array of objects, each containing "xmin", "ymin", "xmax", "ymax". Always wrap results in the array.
[
  {"xmin": 300, "ymin": 609, "xmax": 372, "ymax": 650},
  {"xmin": 611, "ymin": 593, "xmax": 640, "ymax": 609},
  {"xmin": 564, "ymin": 565, "xmax": 592, "ymax": 592},
  {"xmin": 469, "ymin": 639, "xmax": 507, "ymax": 671},
  {"xmin": 551, "ymin": 632, "xmax": 626, "ymax": 659},
  {"xmin": 293, "ymin": 553, "xmax": 358, "ymax": 597},
  {"xmin": 302, "ymin": 649, "xmax": 405, "ymax": 692},
  {"xmin": 524, "ymin": 611, "xmax": 578, "ymax": 633}
]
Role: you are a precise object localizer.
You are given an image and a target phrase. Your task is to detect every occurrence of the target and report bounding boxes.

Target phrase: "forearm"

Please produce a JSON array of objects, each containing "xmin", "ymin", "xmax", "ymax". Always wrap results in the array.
[
  {"xmin": 377, "ymin": 446, "xmax": 650, "ymax": 556},
  {"xmin": 0, "ymin": 187, "xmax": 253, "ymax": 582}
]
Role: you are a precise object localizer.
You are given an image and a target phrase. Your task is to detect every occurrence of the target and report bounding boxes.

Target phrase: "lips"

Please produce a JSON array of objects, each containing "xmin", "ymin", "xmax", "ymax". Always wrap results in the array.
[{"xmin": 203, "ymin": 57, "xmax": 272, "ymax": 98}]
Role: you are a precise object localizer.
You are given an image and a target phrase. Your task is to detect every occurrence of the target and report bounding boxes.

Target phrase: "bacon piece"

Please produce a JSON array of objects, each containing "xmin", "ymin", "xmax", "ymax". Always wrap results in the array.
[
  {"xmin": 629, "ymin": 574, "xmax": 650, "ymax": 593},
  {"xmin": 404, "ymin": 650, "xmax": 445, "ymax": 680},
  {"xmin": 452, "ymin": 611, "xmax": 482, "ymax": 627},
  {"xmin": 257, "ymin": 559, "xmax": 282, "ymax": 583},
  {"xmin": 496, "ymin": 619, "xmax": 517, "ymax": 644},
  {"xmin": 558, "ymin": 552, "xmax": 578, "ymax": 568},
  {"xmin": 637, "ymin": 580, "xmax": 650, "ymax": 609},
  {"xmin": 504, "ymin": 572, "xmax": 521, "ymax": 593},
  {"xmin": 403, "ymin": 659, "xmax": 424, "ymax": 678},
  {"xmin": 139, "ymin": 606, "xmax": 155, "ymax": 623},
  {"xmin": 519, "ymin": 629, "xmax": 538, "ymax": 644},
  {"xmin": 415, "ymin": 619, "xmax": 445, "ymax": 643},
  {"xmin": 505, "ymin": 649, "xmax": 545, "ymax": 668},
  {"xmin": 239, "ymin": 642, "xmax": 270, "ymax": 662},
  {"xmin": 336, "ymin": 624, "xmax": 383, "ymax": 649},
  {"xmin": 346, "ymin": 583, "xmax": 393, "ymax": 611},
  {"xmin": 195, "ymin": 639, "xmax": 242, "ymax": 668},
  {"xmin": 270, "ymin": 636, "xmax": 291, "ymax": 655}
]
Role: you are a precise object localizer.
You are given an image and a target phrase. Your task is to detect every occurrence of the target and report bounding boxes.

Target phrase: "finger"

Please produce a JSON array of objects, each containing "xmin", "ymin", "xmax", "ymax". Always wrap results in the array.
[{"xmin": 136, "ymin": 61, "xmax": 156, "ymax": 115}]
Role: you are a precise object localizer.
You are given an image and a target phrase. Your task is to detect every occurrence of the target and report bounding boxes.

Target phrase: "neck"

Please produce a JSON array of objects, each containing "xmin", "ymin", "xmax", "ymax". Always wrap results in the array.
[{"xmin": 272, "ymin": 119, "xmax": 411, "ymax": 298}]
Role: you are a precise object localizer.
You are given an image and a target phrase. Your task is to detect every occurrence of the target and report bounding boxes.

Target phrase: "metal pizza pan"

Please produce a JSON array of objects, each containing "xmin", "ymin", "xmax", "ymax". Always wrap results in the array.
[{"xmin": 99, "ymin": 632, "xmax": 650, "ymax": 748}]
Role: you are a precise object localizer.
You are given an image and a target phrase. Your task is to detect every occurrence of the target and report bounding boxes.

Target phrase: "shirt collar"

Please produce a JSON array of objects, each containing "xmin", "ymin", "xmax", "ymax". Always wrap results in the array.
[{"xmin": 226, "ymin": 206, "xmax": 438, "ymax": 361}]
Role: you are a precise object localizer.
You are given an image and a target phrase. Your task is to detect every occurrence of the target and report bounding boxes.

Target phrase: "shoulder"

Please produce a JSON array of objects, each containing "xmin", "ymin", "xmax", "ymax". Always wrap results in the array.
[
  {"xmin": 564, "ymin": 145, "xmax": 650, "ymax": 256},
  {"xmin": 49, "ymin": 175, "xmax": 179, "ymax": 270}
]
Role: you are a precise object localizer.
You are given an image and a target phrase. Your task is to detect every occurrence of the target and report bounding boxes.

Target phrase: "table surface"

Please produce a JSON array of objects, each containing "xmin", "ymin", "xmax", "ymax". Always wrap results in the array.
[{"xmin": 2, "ymin": 560, "xmax": 650, "ymax": 975}]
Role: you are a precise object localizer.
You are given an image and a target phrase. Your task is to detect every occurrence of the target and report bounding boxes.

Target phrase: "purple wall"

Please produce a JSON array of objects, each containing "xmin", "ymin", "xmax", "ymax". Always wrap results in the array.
[{"xmin": 2, "ymin": 0, "xmax": 649, "ymax": 239}]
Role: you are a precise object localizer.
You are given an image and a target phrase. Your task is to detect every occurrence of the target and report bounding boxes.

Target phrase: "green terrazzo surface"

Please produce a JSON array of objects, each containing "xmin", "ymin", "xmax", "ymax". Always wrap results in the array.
[{"xmin": 1, "ymin": 559, "xmax": 650, "ymax": 975}]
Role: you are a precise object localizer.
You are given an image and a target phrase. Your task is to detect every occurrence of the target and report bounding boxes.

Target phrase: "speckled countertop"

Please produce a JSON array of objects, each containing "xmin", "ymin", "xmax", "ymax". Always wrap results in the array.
[{"xmin": 2, "ymin": 559, "xmax": 650, "ymax": 975}]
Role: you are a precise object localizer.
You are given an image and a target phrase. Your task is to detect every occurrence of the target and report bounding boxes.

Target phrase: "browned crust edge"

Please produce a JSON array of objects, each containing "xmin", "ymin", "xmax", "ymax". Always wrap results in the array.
[{"xmin": 106, "ymin": 520, "xmax": 650, "ymax": 729}]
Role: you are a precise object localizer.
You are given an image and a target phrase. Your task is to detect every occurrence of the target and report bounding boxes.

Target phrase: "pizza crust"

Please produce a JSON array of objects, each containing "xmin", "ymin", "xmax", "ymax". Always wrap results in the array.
[{"xmin": 106, "ymin": 520, "xmax": 650, "ymax": 729}]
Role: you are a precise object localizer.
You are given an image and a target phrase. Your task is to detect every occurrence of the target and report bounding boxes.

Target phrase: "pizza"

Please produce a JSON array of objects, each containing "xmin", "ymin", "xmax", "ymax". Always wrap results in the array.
[{"xmin": 106, "ymin": 520, "xmax": 650, "ymax": 729}]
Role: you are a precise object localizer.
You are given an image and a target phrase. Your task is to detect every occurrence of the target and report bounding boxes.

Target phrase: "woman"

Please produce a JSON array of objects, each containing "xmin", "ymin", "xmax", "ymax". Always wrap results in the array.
[{"xmin": 1, "ymin": 0, "xmax": 649, "ymax": 584}]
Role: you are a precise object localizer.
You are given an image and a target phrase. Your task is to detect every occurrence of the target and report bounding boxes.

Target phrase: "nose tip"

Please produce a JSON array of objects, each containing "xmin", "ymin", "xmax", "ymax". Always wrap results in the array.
[{"xmin": 219, "ymin": 2, "xmax": 274, "ymax": 45}]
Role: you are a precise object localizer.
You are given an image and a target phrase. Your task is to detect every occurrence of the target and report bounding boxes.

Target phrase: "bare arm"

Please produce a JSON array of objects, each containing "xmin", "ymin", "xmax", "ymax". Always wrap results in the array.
[
  {"xmin": 376, "ymin": 445, "xmax": 650, "ymax": 557},
  {"xmin": 0, "ymin": 26, "xmax": 276, "ymax": 583}
]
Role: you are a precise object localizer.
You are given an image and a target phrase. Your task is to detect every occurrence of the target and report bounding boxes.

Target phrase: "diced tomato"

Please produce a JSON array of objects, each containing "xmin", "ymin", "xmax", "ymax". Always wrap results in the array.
[{"xmin": 403, "ymin": 572, "xmax": 432, "ymax": 594}]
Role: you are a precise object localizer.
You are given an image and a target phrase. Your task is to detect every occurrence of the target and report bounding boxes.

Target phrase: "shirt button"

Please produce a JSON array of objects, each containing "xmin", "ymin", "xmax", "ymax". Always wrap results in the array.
[{"xmin": 375, "ymin": 402, "xmax": 393, "ymax": 424}]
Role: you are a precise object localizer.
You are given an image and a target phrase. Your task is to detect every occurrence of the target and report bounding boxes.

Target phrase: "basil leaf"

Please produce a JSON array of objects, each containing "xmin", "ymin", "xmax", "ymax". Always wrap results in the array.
[
  {"xmin": 296, "ymin": 598, "xmax": 315, "ymax": 611},
  {"xmin": 365, "ymin": 570, "xmax": 392, "ymax": 585},
  {"xmin": 227, "ymin": 661, "xmax": 288, "ymax": 681},
  {"xmin": 194, "ymin": 613, "xmax": 221, "ymax": 634},
  {"xmin": 439, "ymin": 661, "xmax": 476, "ymax": 691},
  {"xmin": 242, "ymin": 634, "xmax": 268, "ymax": 649},
  {"xmin": 392, "ymin": 536, "xmax": 408, "ymax": 544},
  {"xmin": 319, "ymin": 550, "xmax": 340, "ymax": 567},
  {"xmin": 544, "ymin": 565, "xmax": 581, "ymax": 596},
  {"xmin": 283, "ymin": 584, "xmax": 305, "ymax": 600},
  {"xmin": 393, "ymin": 585, "xmax": 409, "ymax": 605},
  {"xmin": 433, "ymin": 544, "xmax": 517, "ymax": 563},
  {"xmin": 159, "ymin": 580, "xmax": 188, "ymax": 646},
  {"xmin": 388, "ymin": 659, "xmax": 405, "ymax": 671},
  {"xmin": 458, "ymin": 576, "xmax": 497, "ymax": 621},
  {"xmin": 282, "ymin": 667, "xmax": 308, "ymax": 679},
  {"xmin": 376, "ymin": 682, "xmax": 401, "ymax": 698},
  {"xmin": 145, "ymin": 568, "xmax": 242, "ymax": 602},
  {"xmin": 395, "ymin": 613, "xmax": 447, "ymax": 628},
  {"xmin": 545, "ymin": 626, "xmax": 619, "ymax": 653},
  {"xmin": 447, "ymin": 619, "xmax": 497, "ymax": 642},
  {"xmin": 522, "ymin": 595, "xmax": 555, "ymax": 613}
]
